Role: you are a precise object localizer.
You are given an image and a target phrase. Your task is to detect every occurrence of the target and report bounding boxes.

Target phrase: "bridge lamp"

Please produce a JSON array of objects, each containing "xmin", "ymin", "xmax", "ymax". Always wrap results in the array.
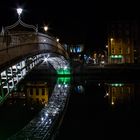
[
  {"xmin": 44, "ymin": 54, "xmax": 50, "ymax": 62},
  {"xmin": 56, "ymin": 38, "xmax": 59, "ymax": 42},
  {"xmin": 44, "ymin": 26, "xmax": 48, "ymax": 32},
  {"xmin": 44, "ymin": 57, "xmax": 48, "ymax": 62},
  {"xmin": 17, "ymin": 8, "xmax": 23, "ymax": 17}
]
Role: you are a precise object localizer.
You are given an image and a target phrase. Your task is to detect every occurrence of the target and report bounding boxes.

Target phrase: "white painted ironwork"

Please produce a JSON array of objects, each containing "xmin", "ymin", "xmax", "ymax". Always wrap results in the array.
[
  {"xmin": 4, "ymin": 18, "xmax": 38, "ymax": 33},
  {"xmin": 0, "ymin": 54, "xmax": 43, "ymax": 103}
]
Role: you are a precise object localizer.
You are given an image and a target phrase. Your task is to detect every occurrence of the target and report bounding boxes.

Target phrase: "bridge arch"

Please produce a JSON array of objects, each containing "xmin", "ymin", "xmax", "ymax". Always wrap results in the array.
[{"xmin": 0, "ymin": 18, "xmax": 70, "ymax": 104}]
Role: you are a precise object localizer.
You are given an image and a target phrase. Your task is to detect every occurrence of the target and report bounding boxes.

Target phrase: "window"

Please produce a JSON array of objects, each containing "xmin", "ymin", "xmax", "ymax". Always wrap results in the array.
[
  {"xmin": 112, "ymin": 87, "xmax": 116, "ymax": 93},
  {"xmin": 119, "ymin": 48, "xmax": 122, "ymax": 54},
  {"xmin": 112, "ymin": 48, "xmax": 115, "ymax": 54},
  {"xmin": 126, "ymin": 48, "xmax": 130, "ymax": 54},
  {"xmin": 42, "ymin": 88, "xmax": 45, "ymax": 95}
]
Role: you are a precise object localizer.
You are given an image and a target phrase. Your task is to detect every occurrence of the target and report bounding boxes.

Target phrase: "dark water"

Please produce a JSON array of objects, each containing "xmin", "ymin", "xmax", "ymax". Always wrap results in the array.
[
  {"xmin": 1, "ymin": 62, "xmax": 140, "ymax": 140},
  {"xmin": 0, "ymin": 97, "xmax": 43, "ymax": 139},
  {"xmin": 55, "ymin": 77, "xmax": 140, "ymax": 139}
]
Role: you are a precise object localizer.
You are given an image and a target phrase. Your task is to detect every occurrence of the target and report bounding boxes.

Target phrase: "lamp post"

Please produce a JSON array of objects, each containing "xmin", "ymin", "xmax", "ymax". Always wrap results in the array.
[
  {"xmin": 16, "ymin": 8, "xmax": 23, "ymax": 19},
  {"xmin": 44, "ymin": 26, "xmax": 48, "ymax": 32},
  {"xmin": 108, "ymin": 38, "xmax": 114, "ymax": 64}
]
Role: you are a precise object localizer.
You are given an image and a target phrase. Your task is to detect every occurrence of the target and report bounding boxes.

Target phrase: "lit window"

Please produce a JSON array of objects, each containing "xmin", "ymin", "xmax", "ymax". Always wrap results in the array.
[
  {"xmin": 119, "ymin": 48, "xmax": 122, "ymax": 54},
  {"xmin": 127, "ymin": 48, "xmax": 130, "ymax": 54}
]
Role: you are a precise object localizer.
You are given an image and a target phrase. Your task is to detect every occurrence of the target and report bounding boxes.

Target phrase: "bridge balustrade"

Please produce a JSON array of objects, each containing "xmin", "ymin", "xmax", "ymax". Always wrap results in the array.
[{"xmin": 0, "ymin": 32, "xmax": 68, "ymax": 68}]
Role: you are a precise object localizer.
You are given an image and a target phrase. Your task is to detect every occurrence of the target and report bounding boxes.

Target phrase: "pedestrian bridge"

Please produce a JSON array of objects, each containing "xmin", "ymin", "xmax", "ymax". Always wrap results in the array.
[{"xmin": 0, "ymin": 18, "xmax": 70, "ymax": 104}]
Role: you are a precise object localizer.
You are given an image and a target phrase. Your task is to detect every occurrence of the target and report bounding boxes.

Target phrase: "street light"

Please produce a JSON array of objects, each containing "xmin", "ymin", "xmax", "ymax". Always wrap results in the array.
[
  {"xmin": 44, "ymin": 26, "xmax": 48, "ymax": 32},
  {"xmin": 109, "ymin": 38, "xmax": 114, "ymax": 64},
  {"xmin": 17, "ymin": 8, "xmax": 23, "ymax": 18},
  {"xmin": 56, "ymin": 38, "xmax": 59, "ymax": 42},
  {"xmin": 110, "ymin": 38, "xmax": 113, "ymax": 42}
]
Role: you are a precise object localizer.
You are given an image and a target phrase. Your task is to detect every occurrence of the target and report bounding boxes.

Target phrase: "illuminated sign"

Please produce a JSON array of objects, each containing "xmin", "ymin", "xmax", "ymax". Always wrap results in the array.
[{"xmin": 110, "ymin": 55, "xmax": 123, "ymax": 58}]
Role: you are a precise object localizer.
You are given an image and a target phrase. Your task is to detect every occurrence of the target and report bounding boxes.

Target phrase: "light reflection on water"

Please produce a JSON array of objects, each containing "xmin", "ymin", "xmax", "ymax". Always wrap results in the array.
[
  {"xmin": 56, "ymin": 77, "xmax": 140, "ymax": 139},
  {"xmin": 0, "ymin": 75, "xmax": 56, "ymax": 140},
  {"xmin": 73, "ymin": 78, "xmax": 139, "ymax": 107},
  {"xmin": 104, "ymin": 82, "xmax": 135, "ymax": 106}
]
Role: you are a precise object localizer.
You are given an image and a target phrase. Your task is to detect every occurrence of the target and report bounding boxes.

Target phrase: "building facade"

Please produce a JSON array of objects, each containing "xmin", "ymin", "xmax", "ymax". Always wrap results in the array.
[
  {"xmin": 63, "ymin": 44, "xmax": 84, "ymax": 62},
  {"xmin": 107, "ymin": 21, "xmax": 136, "ymax": 64}
]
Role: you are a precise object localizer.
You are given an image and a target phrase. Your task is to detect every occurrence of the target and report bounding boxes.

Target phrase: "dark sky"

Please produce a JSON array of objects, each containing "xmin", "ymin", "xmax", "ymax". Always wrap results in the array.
[{"xmin": 0, "ymin": 0, "xmax": 139, "ymax": 50}]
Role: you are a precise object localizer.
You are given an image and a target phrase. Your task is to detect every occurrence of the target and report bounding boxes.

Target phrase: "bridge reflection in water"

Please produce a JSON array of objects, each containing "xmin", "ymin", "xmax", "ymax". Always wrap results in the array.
[
  {"xmin": 0, "ymin": 80, "xmax": 50, "ymax": 140},
  {"xmin": 1, "ymin": 70, "xmax": 140, "ymax": 140},
  {"xmin": 0, "ymin": 62, "xmax": 71, "ymax": 140}
]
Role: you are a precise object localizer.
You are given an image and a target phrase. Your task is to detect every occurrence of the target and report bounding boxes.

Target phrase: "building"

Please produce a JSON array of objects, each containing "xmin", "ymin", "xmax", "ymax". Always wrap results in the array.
[
  {"xmin": 107, "ymin": 20, "xmax": 137, "ymax": 64},
  {"xmin": 63, "ymin": 44, "xmax": 84, "ymax": 62}
]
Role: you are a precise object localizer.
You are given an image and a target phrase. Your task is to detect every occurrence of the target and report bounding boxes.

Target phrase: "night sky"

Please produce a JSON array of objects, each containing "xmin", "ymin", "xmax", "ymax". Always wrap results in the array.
[{"xmin": 0, "ymin": 0, "xmax": 139, "ymax": 50}]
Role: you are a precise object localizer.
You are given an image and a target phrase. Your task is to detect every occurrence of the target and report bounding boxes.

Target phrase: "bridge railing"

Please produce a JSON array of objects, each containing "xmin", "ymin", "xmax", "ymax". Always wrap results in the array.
[{"xmin": 0, "ymin": 32, "xmax": 68, "ymax": 68}]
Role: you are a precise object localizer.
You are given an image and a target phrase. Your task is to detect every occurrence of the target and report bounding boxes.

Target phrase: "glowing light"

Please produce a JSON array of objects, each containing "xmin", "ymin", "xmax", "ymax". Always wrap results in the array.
[
  {"xmin": 57, "ymin": 67, "xmax": 71, "ymax": 75},
  {"xmin": 56, "ymin": 38, "xmax": 59, "ymax": 42},
  {"xmin": 58, "ymin": 84, "xmax": 61, "ymax": 88},
  {"xmin": 111, "ymin": 83, "xmax": 124, "ymax": 87},
  {"xmin": 17, "ymin": 8, "xmax": 23, "ymax": 16},
  {"xmin": 44, "ymin": 26, "xmax": 48, "ymax": 32},
  {"xmin": 45, "ymin": 113, "xmax": 48, "ymax": 117},
  {"xmin": 44, "ymin": 58, "xmax": 48, "ymax": 62},
  {"xmin": 64, "ymin": 84, "xmax": 68, "ymax": 88},
  {"xmin": 57, "ymin": 77, "xmax": 70, "ymax": 85},
  {"xmin": 64, "ymin": 66, "xmax": 67, "ymax": 70},
  {"xmin": 110, "ymin": 38, "xmax": 113, "ymax": 41},
  {"xmin": 44, "ymin": 55, "xmax": 50, "ymax": 62},
  {"xmin": 110, "ymin": 55, "xmax": 123, "ymax": 59}
]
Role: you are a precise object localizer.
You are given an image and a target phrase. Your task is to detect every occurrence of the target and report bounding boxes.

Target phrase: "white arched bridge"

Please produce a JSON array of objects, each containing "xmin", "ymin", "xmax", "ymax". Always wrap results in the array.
[{"xmin": 0, "ymin": 18, "xmax": 70, "ymax": 104}]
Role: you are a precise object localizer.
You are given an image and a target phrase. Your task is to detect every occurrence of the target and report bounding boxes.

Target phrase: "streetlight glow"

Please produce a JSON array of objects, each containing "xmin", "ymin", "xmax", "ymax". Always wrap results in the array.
[
  {"xmin": 110, "ymin": 38, "xmax": 113, "ymax": 41},
  {"xmin": 17, "ymin": 8, "xmax": 23, "ymax": 17},
  {"xmin": 56, "ymin": 38, "xmax": 59, "ymax": 42},
  {"xmin": 44, "ymin": 26, "xmax": 48, "ymax": 32}
]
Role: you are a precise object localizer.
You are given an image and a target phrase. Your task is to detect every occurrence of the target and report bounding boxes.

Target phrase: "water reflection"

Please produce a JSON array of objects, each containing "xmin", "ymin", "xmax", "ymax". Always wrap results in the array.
[
  {"xmin": 56, "ymin": 78, "xmax": 140, "ymax": 140},
  {"xmin": 74, "ymin": 85, "xmax": 85, "ymax": 94},
  {"xmin": 105, "ymin": 82, "xmax": 134, "ymax": 106},
  {"xmin": 26, "ymin": 82, "xmax": 49, "ymax": 106},
  {"xmin": 0, "ymin": 76, "xmax": 56, "ymax": 140},
  {"xmin": 8, "ymin": 77, "xmax": 71, "ymax": 139}
]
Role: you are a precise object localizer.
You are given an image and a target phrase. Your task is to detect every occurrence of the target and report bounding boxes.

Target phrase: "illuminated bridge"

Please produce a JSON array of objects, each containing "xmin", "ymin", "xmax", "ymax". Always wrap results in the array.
[
  {"xmin": 0, "ymin": 13, "xmax": 70, "ymax": 139},
  {"xmin": 0, "ymin": 17, "xmax": 70, "ymax": 103}
]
